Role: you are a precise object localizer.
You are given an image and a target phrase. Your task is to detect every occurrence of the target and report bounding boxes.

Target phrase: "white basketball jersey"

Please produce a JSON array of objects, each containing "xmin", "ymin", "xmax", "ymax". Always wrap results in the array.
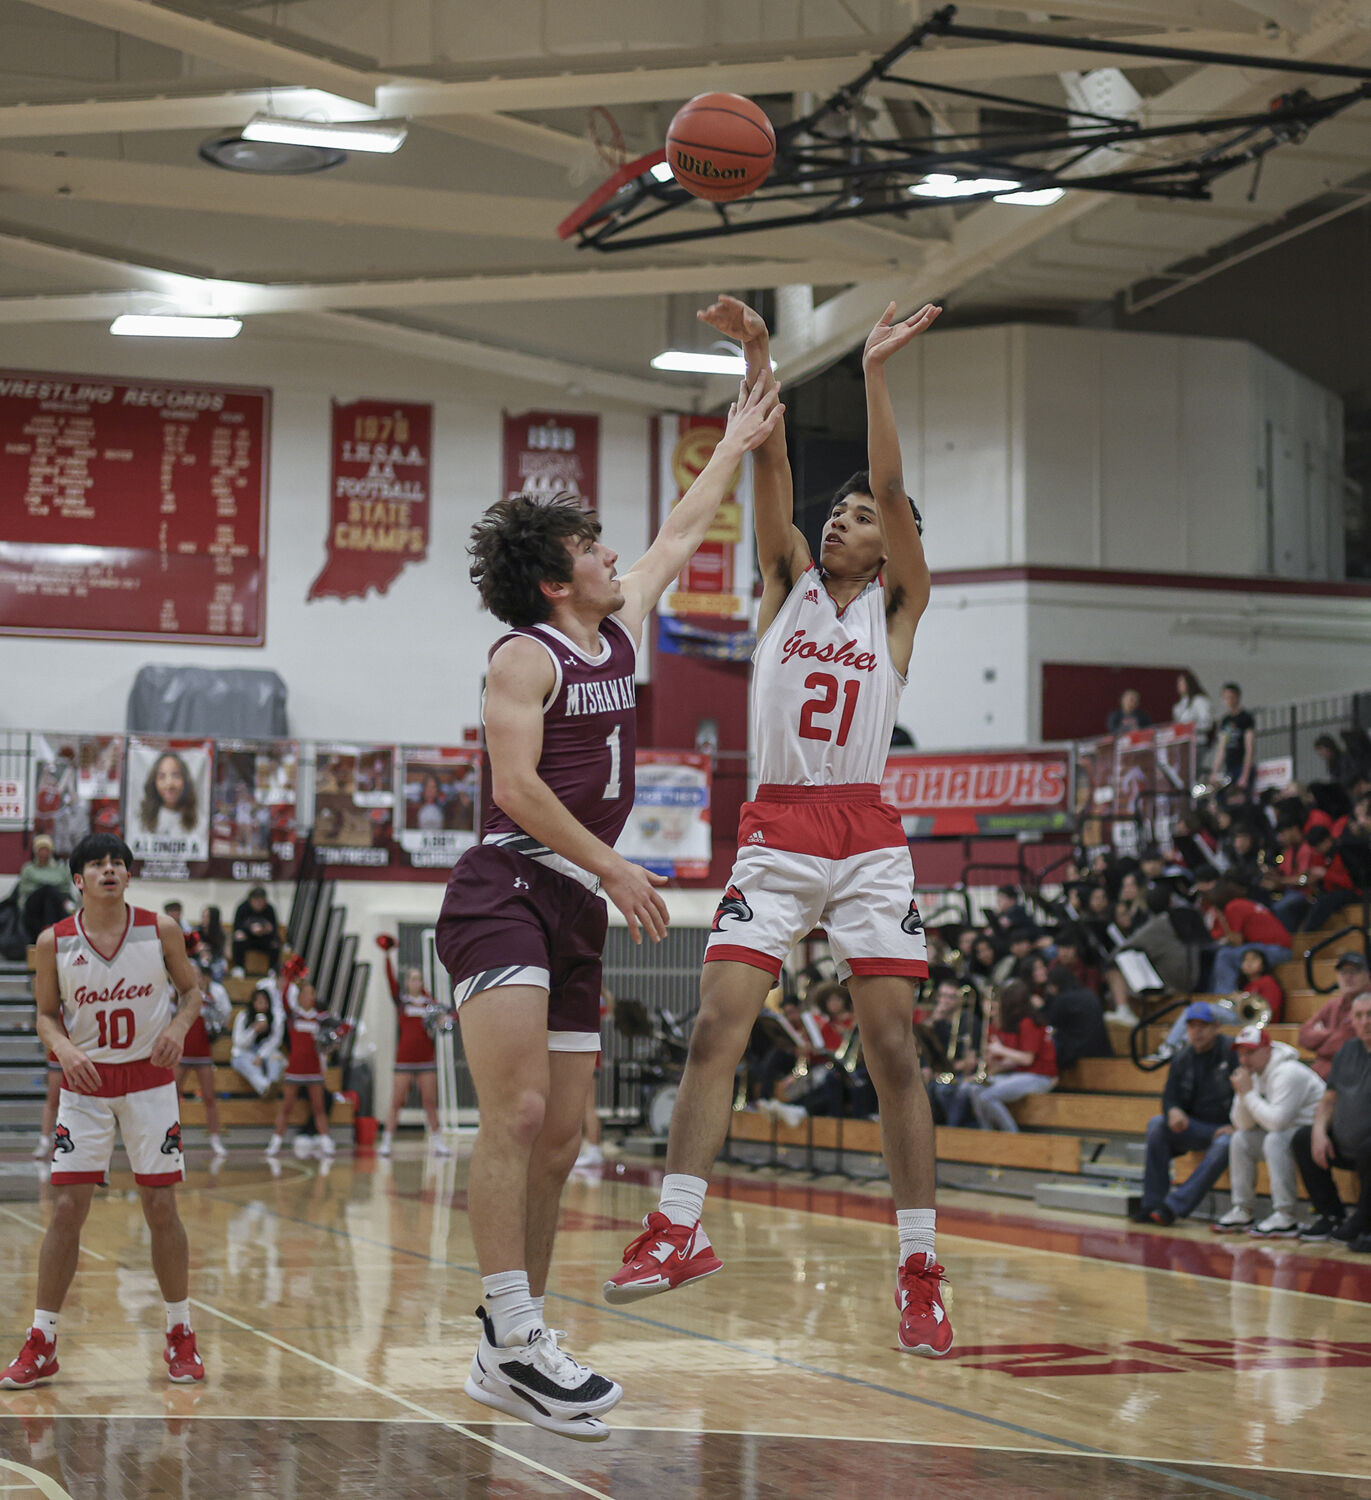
[
  {"xmin": 54, "ymin": 907, "xmax": 174, "ymax": 1065},
  {"xmin": 751, "ymin": 566, "xmax": 905, "ymax": 786}
]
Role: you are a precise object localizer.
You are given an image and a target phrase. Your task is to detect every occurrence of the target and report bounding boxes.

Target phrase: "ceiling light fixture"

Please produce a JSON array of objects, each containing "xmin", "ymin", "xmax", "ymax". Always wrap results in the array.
[
  {"xmin": 110, "ymin": 314, "xmax": 243, "ymax": 339},
  {"xmin": 909, "ymin": 173, "xmax": 1020, "ymax": 199},
  {"xmin": 650, "ymin": 349, "xmax": 778, "ymax": 375},
  {"xmin": 994, "ymin": 186, "xmax": 1066, "ymax": 206},
  {"xmin": 241, "ymin": 113, "xmax": 408, "ymax": 154}
]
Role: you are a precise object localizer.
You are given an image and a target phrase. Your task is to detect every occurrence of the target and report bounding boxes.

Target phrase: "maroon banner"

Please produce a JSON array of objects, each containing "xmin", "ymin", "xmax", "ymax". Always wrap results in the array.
[
  {"xmin": 881, "ymin": 749, "xmax": 1073, "ymax": 836},
  {"xmin": 502, "ymin": 410, "xmax": 599, "ymax": 507},
  {"xmin": 0, "ymin": 368, "xmax": 268, "ymax": 644},
  {"xmin": 309, "ymin": 399, "xmax": 431, "ymax": 602}
]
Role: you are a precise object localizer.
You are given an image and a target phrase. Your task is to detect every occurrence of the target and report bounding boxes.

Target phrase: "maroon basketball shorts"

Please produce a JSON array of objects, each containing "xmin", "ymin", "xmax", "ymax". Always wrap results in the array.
[{"xmin": 435, "ymin": 844, "xmax": 607, "ymax": 1051}]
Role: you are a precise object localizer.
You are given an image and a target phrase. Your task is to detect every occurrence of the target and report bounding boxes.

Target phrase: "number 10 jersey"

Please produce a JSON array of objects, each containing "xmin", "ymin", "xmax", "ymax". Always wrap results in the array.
[
  {"xmin": 751, "ymin": 566, "xmax": 904, "ymax": 787},
  {"xmin": 53, "ymin": 907, "xmax": 174, "ymax": 1067}
]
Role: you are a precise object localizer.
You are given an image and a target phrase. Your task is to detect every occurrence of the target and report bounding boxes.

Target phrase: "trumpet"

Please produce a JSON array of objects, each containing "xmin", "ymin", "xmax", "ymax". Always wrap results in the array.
[{"xmin": 1219, "ymin": 992, "xmax": 1273, "ymax": 1027}]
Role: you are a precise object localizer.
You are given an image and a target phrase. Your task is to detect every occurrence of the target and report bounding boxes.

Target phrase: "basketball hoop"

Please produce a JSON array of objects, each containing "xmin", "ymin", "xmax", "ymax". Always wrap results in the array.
[{"xmin": 587, "ymin": 105, "xmax": 628, "ymax": 171}]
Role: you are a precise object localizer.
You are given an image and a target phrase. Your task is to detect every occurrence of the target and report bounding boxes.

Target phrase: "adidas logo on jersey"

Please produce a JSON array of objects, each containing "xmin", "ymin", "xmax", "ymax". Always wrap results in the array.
[
  {"xmin": 804, "ymin": 588, "xmax": 819, "ymax": 604},
  {"xmin": 746, "ymin": 830, "xmax": 765, "ymax": 845},
  {"xmin": 72, "ymin": 954, "xmax": 87, "ymax": 966}
]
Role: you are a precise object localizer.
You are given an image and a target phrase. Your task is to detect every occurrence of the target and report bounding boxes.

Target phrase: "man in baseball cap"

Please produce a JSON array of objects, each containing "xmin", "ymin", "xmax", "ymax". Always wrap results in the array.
[
  {"xmin": 1298, "ymin": 951, "xmax": 1370, "ymax": 1080},
  {"xmin": 1212, "ymin": 1025, "xmax": 1326, "ymax": 1236},
  {"xmin": 17, "ymin": 834, "xmax": 77, "ymax": 941},
  {"xmin": 1134, "ymin": 1002, "xmax": 1238, "ymax": 1225}
]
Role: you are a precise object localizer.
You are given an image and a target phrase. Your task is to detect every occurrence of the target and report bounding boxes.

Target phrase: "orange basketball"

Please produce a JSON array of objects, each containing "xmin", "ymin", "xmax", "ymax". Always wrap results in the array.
[{"xmin": 665, "ymin": 93, "xmax": 776, "ymax": 203}]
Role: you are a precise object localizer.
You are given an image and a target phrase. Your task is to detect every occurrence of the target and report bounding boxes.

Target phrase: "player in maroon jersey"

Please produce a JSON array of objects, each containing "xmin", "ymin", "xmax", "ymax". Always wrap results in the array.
[{"xmin": 437, "ymin": 374, "xmax": 781, "ymax": 1441}]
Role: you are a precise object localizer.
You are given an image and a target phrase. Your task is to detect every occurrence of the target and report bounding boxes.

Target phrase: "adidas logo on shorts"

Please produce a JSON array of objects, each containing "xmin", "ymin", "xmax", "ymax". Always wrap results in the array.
[{"xmin": 746, "ymin": 831, "xmax": 765, "ymax": 844}]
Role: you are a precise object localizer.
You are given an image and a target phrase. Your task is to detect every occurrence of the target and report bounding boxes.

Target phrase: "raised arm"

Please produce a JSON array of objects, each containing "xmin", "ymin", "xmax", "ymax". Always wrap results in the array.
[
  {"xmin": 862, "ymin": 301, "xmax": 940, "ymax": 674},
  {"xmin": 696, "ymin": 296, "xmax": 810, "ymax": 631},
  {"xmin": 484, "ymin": 636, "xmax": 669, "ymax": 944},
  {"xmin": 615, "ymin": 372, "xmax": 782, "ymax": 642}
]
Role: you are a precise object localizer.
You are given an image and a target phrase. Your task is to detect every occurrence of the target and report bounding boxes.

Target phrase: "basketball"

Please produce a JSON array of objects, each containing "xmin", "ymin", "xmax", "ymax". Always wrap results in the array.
[{"xmin": 665, "ymin": 92, "xmax": 776, "ymax": 202}]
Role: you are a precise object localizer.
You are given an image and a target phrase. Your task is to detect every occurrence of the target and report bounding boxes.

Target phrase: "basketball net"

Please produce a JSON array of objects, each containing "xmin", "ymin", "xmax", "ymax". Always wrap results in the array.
[{"xmin": 570, "ymin": 104, "xmax": 629, "ymax": 186}]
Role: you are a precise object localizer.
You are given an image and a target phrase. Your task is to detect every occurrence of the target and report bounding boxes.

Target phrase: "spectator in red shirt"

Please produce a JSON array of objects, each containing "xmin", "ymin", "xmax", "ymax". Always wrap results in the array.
[
  {"xmin": 961, "ymin": 981, "xmax": 1058, "ymax": 1132},
  {"xmin": 1196, "ymin": 873, "xmax": 1293, "ymax": 994},
  {"xmin": 1299, "ymin": 952, "xmax": 1370, "ymax": 1079},
  {"xmin": 1272, "ymin": 826, "xmax": 1357, "ymax": 934},
  {"xmin": 1236, "ymin": 948, "xmax": 1284, "ymax": 1022}
]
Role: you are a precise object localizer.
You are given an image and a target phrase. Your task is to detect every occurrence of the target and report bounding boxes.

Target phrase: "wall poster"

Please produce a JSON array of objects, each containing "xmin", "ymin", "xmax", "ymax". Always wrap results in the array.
[
  {"xmin": 210, "ymin": 739, "xmax": 299, "ymax": 881},
  {"xmin": 125, "ymin": 736, "xmax": 213, "ymax": 877},
  {"xmin": 397, "ymin": 747, "xmax": 481, "ymax": 869},
  {"xmin": 311, "ymin": 743, "xmax": 395, "ymax": 867}
]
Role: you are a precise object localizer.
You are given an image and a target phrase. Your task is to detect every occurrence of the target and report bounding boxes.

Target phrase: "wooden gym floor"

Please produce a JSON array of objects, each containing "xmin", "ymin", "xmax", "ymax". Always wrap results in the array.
[{"xmin": 0, "ymin": 1142, "xmax": 1369, "ymax": 1499}]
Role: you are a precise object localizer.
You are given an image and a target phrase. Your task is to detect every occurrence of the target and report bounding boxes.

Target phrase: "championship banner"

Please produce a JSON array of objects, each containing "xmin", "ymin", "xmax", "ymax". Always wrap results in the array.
[
  {"xmin": 502, "ymin": 411, "xmax": 599, "ymax": 507},
  {"xmin": 125, "ymin": 736, "xmax": 212, "ymax": 877},
  {"xmin": 311, "ymin": 743, "xmax": 394, "ymax": 868},
  {"xmin": 881, "ymin": 750, "xmax": 1073, "ymax": 836},
  {"xmin": 398, "ymin": 747, "xmax": 481, "ymax": 869},
  {"xmin": 657, "ymin": 415, "xmax": 753, "ymax": 620},
  {"xmin": 210, "ymin": 740, "xmax": 299, "ymax": 881},
  {"xmin": 31, "ymin": 734, "xmax": 124, "ymax": 852},
  {"xmin": 308, "ymin": 399, "xmax": 432, "ymax": 602},
  {"xmin": 617, "ymin": 750, "xmax": 712, "ymax": 878}
]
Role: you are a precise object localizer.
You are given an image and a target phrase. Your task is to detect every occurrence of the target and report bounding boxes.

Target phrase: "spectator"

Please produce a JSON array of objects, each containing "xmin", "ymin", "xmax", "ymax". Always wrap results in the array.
[
  {"xmin": 231, "ymin": 985, "xmax": 286, "ymax": 1096},
  {"xmin": 1051, "ymin": 928, "xmax": 1100, "ymax": 997},
  {"xmin": 1210, "ymin": 682, "xmax": 1256, "ymax": 798},
  {"xmin": 162, "ymin": 899, "xmax": 192, "ymax": 934},
  {"xmin": 15, "ymin": 835, "xmax": 76, "ymax": 941},
  {"xmin": 959, "ymin": 981, "xmax": 1058, "ymax": 1132},
  {"xmin": 1039, "ymin": 964, "xmax": 1113, "ymax": 1073},
  {"xmin": 1212, "ymin": 1024, "xmax": 1325, "ymax": 1237},
  {"xmin": 1271, "ymin": 826, "xmax": 1357, "ymax": 934},
  {"xmin": 1172, "ymin": 671, "xmax": 1215, "ymax": 746},
  {"xmin": 965, "ymin": 934, "xmax": 1001, "ymax": 997},
  {"xmin": 1107, "ymin": 688, "xmax": 1152, "ymax": 736},
  {"xmin": 1107, "ymin": 895, "xmax": 1147, "ymax": 950},
  {"xmin": 920, "ymin": 979, "xmax": 980, "ymax": 1124},
  {"xmin": 1195, "ymin": 873, "xmax": 1292, "ymax": 994},
  {"xmin": 1298, "ymin": 951, "xmax": 1371, "ymax": 1080},
  {"xmin": 266, "ymin": 981, "xmax": 337, "ymax": 1157},
  {"xmin": 992, "ymin": 927, "xmax": 1038, "ymax": 987},
  {"xmin": 1106, "ymin": 885, "xmax": 1205, "ymax": 1018},
  {"xmin": 987, "ymin": 886, "xmax": 1033, "ymax": 940},
  {"xmin": 231, "ymin": 886, "xmax": 281, "ymax": 974},
  {"xmin": 1234, "ymin": 947, "xmax": 1284, "ymax": 1023},
  {"xmin": 1134, "ymin": 1002, "xmax": 1237, "ymax": 1225},
  {"xmin": 1314, "ymin": 733, "xmax": 1359, "ymax": 791},
  {"xmin": 1293, "ymin": 991, "xmax": 1371, "ymax": 1246},
  {"xmin": 196, "ymin": 905, "xmax": 227, "ymax": 980},
  {"xmin": 178, "ymin": 962, "xmax": 232, "ymax": 1159}
]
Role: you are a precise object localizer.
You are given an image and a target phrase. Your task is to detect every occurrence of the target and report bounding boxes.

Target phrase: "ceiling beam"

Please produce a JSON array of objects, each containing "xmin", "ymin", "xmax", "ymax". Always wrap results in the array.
[
  {"xmin": 14, "ymin": 0, "xmax": 382, "ymax": 104},
  {"xmin": 295, "ymin": 311, "xmax": 680, "ymax": 410}
]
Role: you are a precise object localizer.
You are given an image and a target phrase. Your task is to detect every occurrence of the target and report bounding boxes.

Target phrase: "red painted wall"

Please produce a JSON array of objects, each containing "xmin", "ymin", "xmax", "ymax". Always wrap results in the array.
[{"xmin": 1041, "ymin": 661, "xmax": 1186, "ymax": 741}]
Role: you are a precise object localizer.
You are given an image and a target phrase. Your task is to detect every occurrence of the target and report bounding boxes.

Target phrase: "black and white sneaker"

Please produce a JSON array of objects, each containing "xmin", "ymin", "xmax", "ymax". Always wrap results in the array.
[
  {"xmin": 464, "ymin": 1305, "xmax": 622, "ymax": 1442},
  {"xmin": 1298, "ymin": 1215, "xmax": 1343, "ymax": 1242}
]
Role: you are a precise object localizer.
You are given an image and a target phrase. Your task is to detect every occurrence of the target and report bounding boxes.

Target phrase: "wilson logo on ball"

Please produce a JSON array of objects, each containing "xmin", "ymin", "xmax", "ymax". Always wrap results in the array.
[{"xmin": 672, "ymin": 151, "xmax": 748, "ymax": 182}]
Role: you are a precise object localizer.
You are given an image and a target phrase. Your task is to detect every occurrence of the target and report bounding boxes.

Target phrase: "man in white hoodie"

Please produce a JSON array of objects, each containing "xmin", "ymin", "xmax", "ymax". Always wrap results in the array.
[{"xmin": 1212, "ymin": 1024, "xmax": 1326, "ymax": 1237}]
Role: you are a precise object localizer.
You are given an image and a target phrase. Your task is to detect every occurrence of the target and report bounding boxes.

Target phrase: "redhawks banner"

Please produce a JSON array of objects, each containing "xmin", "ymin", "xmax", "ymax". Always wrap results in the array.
[{"xmin": 881, "ymin": 750, "xmax": 1073, "ymax": 836}]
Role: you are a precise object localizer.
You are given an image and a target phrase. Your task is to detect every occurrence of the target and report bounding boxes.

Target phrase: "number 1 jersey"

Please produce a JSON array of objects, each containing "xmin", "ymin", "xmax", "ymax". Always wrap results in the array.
[
  {"xmin": 53, "ymin": 907, "xmax": 174, "ymax": 1065},
  {"xmin": 751, "ymin": 566, "xmax": 904, "ymax": 786}
]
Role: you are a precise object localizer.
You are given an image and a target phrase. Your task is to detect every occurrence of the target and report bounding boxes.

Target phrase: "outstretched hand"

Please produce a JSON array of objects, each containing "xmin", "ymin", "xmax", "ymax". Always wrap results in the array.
[
  {"xmin": 722, "ymin": 371, "xmax": 784, "ymax": 452},
  {"xmin": 863, "ymin": 300, "xmax": 942, "ymax": 369},
  {"xmin": 697, "ymin": 293, "xmax": 768, "ymax": 347}
]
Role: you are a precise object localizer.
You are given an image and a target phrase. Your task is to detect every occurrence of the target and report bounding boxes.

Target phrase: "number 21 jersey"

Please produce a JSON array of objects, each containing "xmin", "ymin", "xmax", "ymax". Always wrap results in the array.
[
  {"xmin": 53, "ymin": 907, "xmax": 173, "ymax": 1065},
  {"xmin": 751, "ymin": 566, "xmax": 903, "ymax": 787}
]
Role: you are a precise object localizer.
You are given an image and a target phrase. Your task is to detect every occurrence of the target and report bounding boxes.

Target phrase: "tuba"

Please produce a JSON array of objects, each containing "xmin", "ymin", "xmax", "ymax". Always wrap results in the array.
[{"xmin": 1221, "ymin": 992, "xmax": 1273, "ymax": 1027}]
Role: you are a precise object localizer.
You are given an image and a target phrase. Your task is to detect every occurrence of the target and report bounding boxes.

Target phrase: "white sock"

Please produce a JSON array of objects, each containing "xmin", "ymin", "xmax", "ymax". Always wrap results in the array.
[
  {"xmin": 482, "ymin": 1271, "xmax": 542, "ymax": 1347},
  {"xmin": 531, "ymin": 1295, "xmax": 545, "ymax": 1324},
  {"xmin": 897, "ymin": 1208, "xmax": 937, "ymax": 1263},
  {"xmin": 33, "ymin": 1309, "xmax": 58, "ymax": 1341},
  {"xmin": 658, "ymin": 1173, "xmax": 709, "ymax": 1228},
  {"xmin": 164, "ymin": 1300, "xmax": 190, "ymax": 1334}
]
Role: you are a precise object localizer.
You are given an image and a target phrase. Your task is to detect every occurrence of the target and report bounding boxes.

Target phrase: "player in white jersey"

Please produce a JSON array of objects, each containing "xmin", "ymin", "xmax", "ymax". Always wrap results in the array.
[
  {"xmin": 1, "ymin": 833, "xmax": 207, "ymax": 1390},
  {"xmin": 607, "ymin": 295, "xmax": 953, "ymax": 1356}
]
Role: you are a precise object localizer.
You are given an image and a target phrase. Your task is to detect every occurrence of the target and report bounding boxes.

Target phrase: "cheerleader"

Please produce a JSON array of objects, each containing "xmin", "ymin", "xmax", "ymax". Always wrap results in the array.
[
  {"xmin": 178, "ymin": 961, "xmax": 232, "ymax": 1156},
  {"xmin": 378, "ymin": 963, "xmax": 450, "ymax": 1157},
  {"xmin": 266, "ymin": 980, "xmax": 335, "ymax": 1157}
]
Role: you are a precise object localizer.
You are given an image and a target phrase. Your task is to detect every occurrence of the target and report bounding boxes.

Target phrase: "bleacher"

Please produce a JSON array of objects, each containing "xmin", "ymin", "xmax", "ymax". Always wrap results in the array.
[{"xmin": 725, "ymin": 916, "xmax": 1363, "ymax": 1219}]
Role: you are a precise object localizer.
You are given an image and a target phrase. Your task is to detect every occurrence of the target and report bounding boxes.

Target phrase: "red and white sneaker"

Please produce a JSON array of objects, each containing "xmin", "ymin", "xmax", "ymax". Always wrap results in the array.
[
  {"xmin": 896, "ymin": 1252, "xmax": 953, "ymax": 1356},
  {"xmin": 1, "ymin": 1329, "xmax": 59, "ymax": 1389},
  {"xmin": 603, "ymin": 1212, "xmax": 723, "ymax": 1304},
  {"xmin": 164, "ymin": 1325, "xmax": 205, "ymax": 1384}
]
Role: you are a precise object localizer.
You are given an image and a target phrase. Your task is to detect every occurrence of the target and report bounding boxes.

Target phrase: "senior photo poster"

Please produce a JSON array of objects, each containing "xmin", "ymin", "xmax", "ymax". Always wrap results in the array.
[
  {"xmin": 124, "ymin": 736, "xmax": 212, "ymax": 873},
  {"xmin": 30, "ymin": 733, "xmax": 124, "ymax": 854}
]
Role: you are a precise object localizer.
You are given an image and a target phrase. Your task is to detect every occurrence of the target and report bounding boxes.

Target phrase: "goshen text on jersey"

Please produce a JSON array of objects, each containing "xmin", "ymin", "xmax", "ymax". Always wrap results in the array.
[
  {"xmin": 72, "ymin": 979, "xmax": 156, "ymax": 1008},
  {"xmin": 780, "ymin": 630, "xmax": 877, "ymax": 672}
]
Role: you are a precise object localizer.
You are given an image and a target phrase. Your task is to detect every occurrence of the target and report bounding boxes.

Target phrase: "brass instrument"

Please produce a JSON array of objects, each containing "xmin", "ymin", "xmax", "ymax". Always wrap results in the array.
[
  {"xmin": 1219, "ymin": 992, "xmax": 1273, "ymax": 1027},
  {"xmin": 834, "ymin": 1023, "xmax": 864, "ymax": 1075},
  {"xmin": 934, "ymin": 999, "xmax": 966, "ymax": 1086}
]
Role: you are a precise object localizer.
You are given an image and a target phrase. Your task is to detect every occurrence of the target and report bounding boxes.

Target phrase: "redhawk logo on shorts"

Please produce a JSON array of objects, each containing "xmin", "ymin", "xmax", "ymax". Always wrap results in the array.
[
  {"xmin": 161, "ymin": 1123, "xmax": 182, "ymax": 1156},
  {"xmin": 901, "ymin": 901, "xmax": 924, "ymax": 936},
  {"xmin": 53, "ymin": 1123, "xmax": 74, "ymax": 1154},
  {"xmin": 712, "ymin": 885, "xmax": 753, "ymax": 932}
]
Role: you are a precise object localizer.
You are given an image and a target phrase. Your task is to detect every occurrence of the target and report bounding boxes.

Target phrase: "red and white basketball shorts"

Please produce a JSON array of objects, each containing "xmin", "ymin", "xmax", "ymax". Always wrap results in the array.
[
  {"xmin": 704, "ymin": 784, "xmax": 929, "ymax": 982},
  {"xmin": 52, "ymin": 1078, "xmax": 184, "ymax": 1187}
]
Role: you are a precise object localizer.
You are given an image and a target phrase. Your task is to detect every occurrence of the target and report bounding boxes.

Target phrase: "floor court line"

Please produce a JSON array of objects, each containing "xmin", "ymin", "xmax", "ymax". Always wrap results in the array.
[
  {"xmin": 187, "ymin": 1296, "xmax": 616, "ymax": 1500},
  {"xmin": 0, "ymin": 1210, "xmax": 107, "ymax": 1263},
  {"xmin": 192, "ymin": 1190, "xmax": 1293, "ymax": 1500},
  {"xmin": 0, "ymin": 1458, "xmax": 75, "ymax": 1499}
]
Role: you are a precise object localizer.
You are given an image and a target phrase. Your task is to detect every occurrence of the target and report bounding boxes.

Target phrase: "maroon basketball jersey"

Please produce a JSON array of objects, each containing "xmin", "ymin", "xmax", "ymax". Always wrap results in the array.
[{"xmin": 484, "ymin": 615, "xmax": 638, "ymax": 861}]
